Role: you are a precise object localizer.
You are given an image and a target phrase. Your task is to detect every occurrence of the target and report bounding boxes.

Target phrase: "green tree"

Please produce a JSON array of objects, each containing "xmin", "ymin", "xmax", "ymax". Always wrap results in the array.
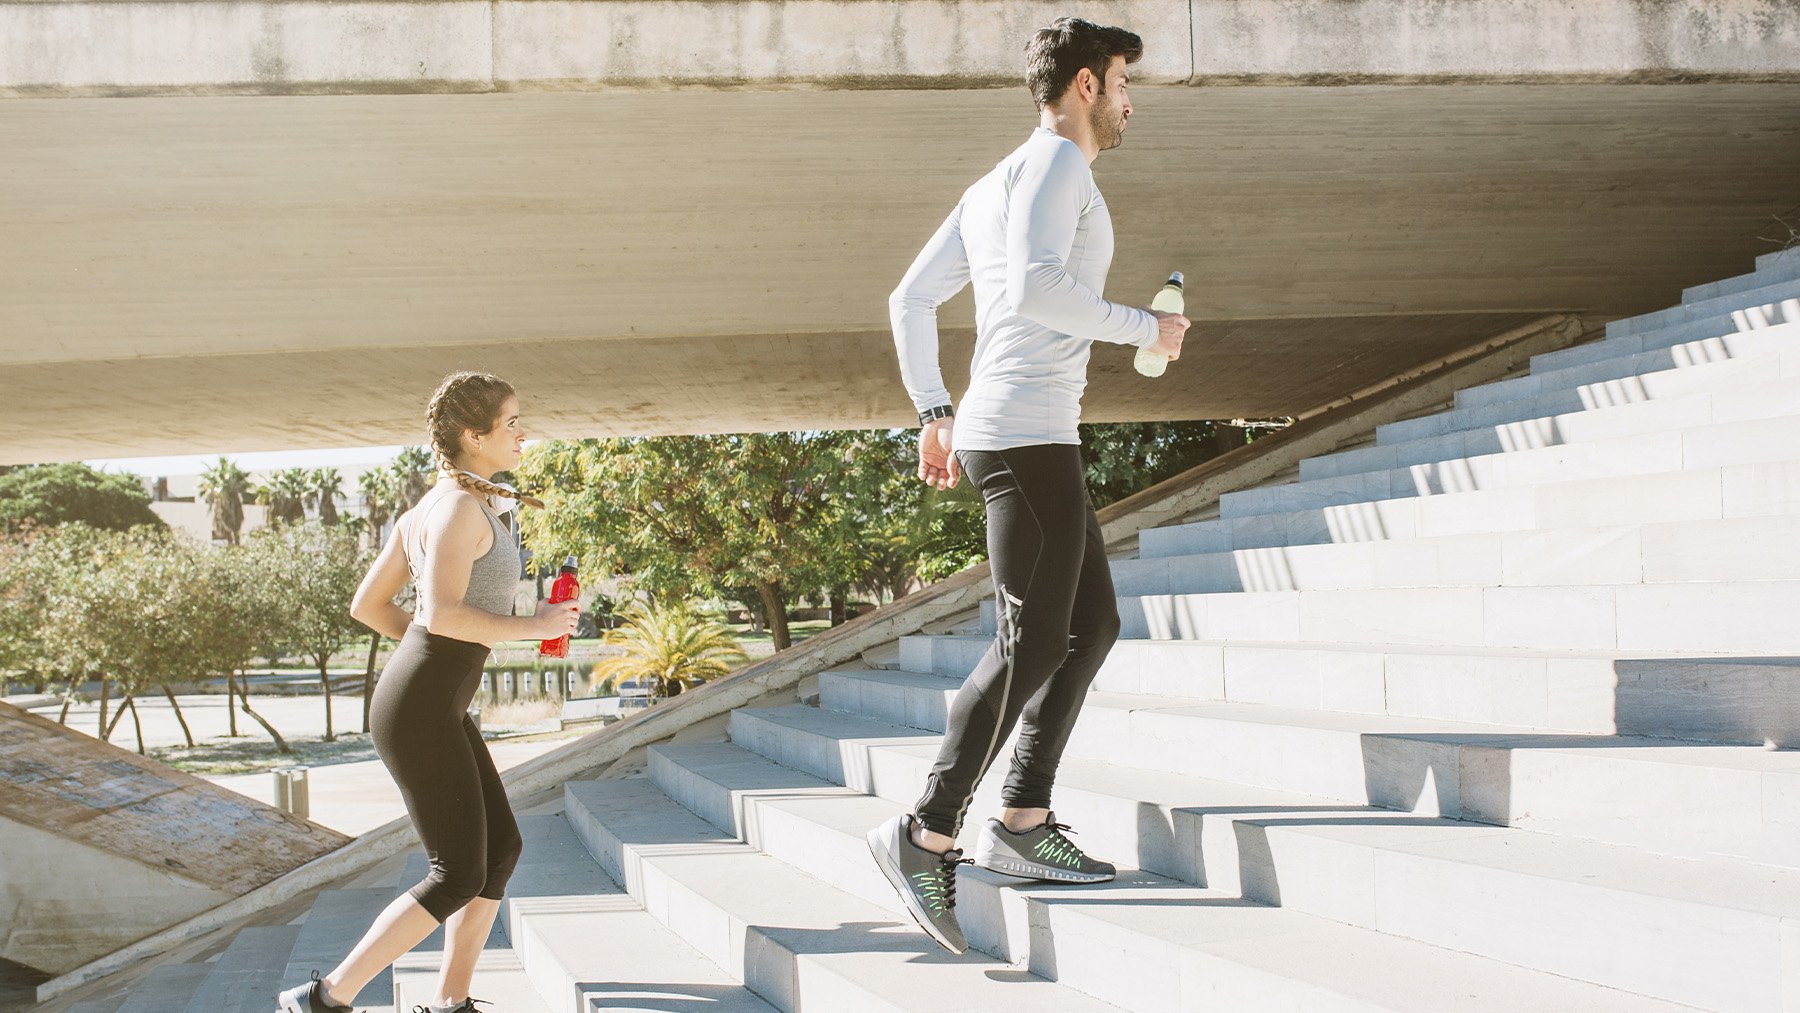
[
  {"xmin": 357, "ymin": 465, "xmax": 401, "ymax": 550},
  {"xmin": 208, "ymin": 542, "xmax": 292, "ymax": 751},
  {"xmin": 1077, "ymin": 420, "xmax": 1278, "ymax": 507},
  {"xmin": 0, "ymin": 463, "xmax": 164, "ymax": 534},
  {"xmin": 392, "ymin": 446, "xmax": 435, "ymax": 512},
  {"xmin": 256, "ymin": 468, "xmax": 311, "ymax": 526},
  {"xmin": 11, "ymin": 524, "xmax": 115, "ymax": 724},
  {"xmin": 253, "ymin": 521, "xmax": 370, "ymax": 741},
  {"xmin": 518, "ymin": 432, "xmax": 871, "ymax": 650},
  {"xmin": 198, "ymin": 457, "xmax": 253, "ymax": 545},
  {"xmin": 307, "ymin": 467, "xmax": 345, "ymax": 526},
  {"xmin": 590, "ymin": 599, "xmax": 749, "ymax": 700},
  {"xmin": 33, "ymin": 527, "xmax": 165, "ymax": 750},
  {"xmin": 842, "ymin": 431, "xmax": 985, "ymax": 599}
]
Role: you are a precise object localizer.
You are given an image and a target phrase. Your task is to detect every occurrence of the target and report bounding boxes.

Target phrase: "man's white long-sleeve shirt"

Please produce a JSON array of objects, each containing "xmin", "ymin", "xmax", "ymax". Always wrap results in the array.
[{"xmin": 890, "ymin": 127, "xmax": 1159, "ymax": 451}]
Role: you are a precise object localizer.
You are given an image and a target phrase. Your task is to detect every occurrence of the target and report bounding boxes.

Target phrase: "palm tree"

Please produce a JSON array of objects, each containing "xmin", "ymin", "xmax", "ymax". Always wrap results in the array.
[
  {"xmin": 392, "ymin": 446, "xmax": 435, "ymax": 512},
  {"xmin": 357, "ymin": 465, "xmax": 400, "ymax": 549},
  {"xmin": 197, "ymin": 457, "xmax": 251, "ymax": 545},
  {"xmin": 256, "ymin": 468, "xmax": 310, "ymax": 526},
  {"xmin": 591, "ymin": 600, "xmax": 749, "ymax": 701},
  {"xmin": 306, "ymin": 467, "xmax": 344, "ymax": 526}
]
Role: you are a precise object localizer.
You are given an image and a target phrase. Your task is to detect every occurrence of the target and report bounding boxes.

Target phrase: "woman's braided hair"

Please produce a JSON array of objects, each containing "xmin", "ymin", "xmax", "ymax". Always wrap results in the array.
[{"xmin": 424, "ymin": 371, "xmax": 546, "ymax": 510}]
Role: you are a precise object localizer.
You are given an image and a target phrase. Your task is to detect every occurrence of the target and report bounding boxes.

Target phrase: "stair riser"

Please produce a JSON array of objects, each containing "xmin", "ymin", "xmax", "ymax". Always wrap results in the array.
[
  {"xmin": 716, "ymin": 718, "xmax": 1785, "ymax": 1010},
  {"xmin": 1144, "ymin": 465, "xmax": 1749, "ymax": 559},
  {"xmin": 895, "ymin": 639, "xmax": 1642, "ymax": 739},
  {"xmin": 1535, "ymin": 295, "xmax": 1800, "ymax": 374},
  {"xmin": 1308, "ymin": 367, "xmax": 1800, "ymax": 482},
  {"xmin": 1459, "ymin": 333, "xmax": 1758, "ymax": 414},
  {"xmin": 809, "ymin": 677, "xmax": 1800, "ymax": 867},
  {"xmin": 1117, "ymin": 514, "xmax": 1800, "ymax": 597},
  {"xmin": 1223, "ymin": 414, "xmax": 1800, "ymax": 521},
  {"xmin": 1605, "ymin": 275, "xmax": 1800, "ymax": 339},
  {"xmin": 1109, "ymin": 582, "xmax": 1800, "ymax": 653},
  {"xmin": 1422, "ymin": 325, "xmax": 1799, "ymax": 432}
]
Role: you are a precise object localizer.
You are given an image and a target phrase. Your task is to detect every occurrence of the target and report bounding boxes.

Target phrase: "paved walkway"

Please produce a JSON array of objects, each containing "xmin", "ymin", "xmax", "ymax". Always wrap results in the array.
[
  {"xmin": 204, "ymin": 737, "xmax": 572, "ymax": 836},
  {"xmin": 9, "ymin": 692, "xmax": 580, "ymax": 837}
]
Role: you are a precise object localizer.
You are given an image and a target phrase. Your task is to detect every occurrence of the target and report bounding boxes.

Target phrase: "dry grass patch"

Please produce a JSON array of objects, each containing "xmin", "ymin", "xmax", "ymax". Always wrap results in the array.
[{"xmin": 480, "ymin": 695, "xmax": 564, "ymax": 730}]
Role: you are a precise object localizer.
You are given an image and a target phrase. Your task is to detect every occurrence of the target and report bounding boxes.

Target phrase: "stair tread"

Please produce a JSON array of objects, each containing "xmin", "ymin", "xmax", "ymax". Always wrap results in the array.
[{"xmin": 183, "ymin": 924, "xmax": 303, "ymax": 1013}]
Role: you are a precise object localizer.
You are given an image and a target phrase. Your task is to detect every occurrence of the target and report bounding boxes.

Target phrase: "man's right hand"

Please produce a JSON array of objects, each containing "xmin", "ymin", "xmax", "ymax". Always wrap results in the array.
[
  {"xmin": 918, "ymin": 418, "xmax": 960, "ymax": 490},
  {"xmin": 1148, "ymin": 310, "xmax": 1191, "ymax": 361}
]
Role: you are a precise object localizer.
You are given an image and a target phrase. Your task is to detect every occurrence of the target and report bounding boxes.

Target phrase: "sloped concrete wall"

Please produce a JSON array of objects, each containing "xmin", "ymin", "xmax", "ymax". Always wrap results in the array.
[{"xmin": 0, "ymin": 818, "xmax": 233, "ymax": 975}]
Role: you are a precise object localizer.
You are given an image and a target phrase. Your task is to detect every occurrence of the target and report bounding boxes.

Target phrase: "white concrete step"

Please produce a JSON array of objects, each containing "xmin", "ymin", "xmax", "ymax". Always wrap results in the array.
[
  {"xmin": 1219, "ymin": 411, "xmax": 1800, "ymax": 520},
  {"xmin": 561, "ymin": 776, "xmax": 1125, "ymax": 1013},
  {"xmin": 386, "ymin": 815, "xmax": 602, "ymax": 1013},
  {"xmin": 1684, "ymin": 250, "xmax": 1800, "ymax": 303},
  {"xmin": 1310, "ymin": 363, "xmax": 1800, "ymax": 482},
  {"xmin": 1454, "ymin": 322, "xmax": 1800, "ymax": 413},
  {"xmin": 1114, "ymin": 513, "xmax": 1800, "ymax": 596},
  {"xmin": 1606, "ymin": 273, "xmax": 1800, "ymax": 339},
  {"xmin": 1759, "ymin": 250, "xmax": 1800, "ymax": 272},
  {"xmin": 725, "ymin": 702, "xmax": 1800, "ymax": 1010},
  {"xmin": 115, "ymin": 962, "xmax": 212, "ymax": 1013},
  {"xmin": 1400, "ymin": 322, "xmax": 1800, "ymax": 439},
  {"xmin": 647, "ymin": 741, "xmax": 1684, "ymax": 1013},
  {"xmin": 895, "ymin": 635, "xmax": 1800, "ymax": 747},
  {"xmin": 181, "ymin": 924, "xmax": 302, "ymax": 1013},
  {"xmin": 1142, "ymin": 461, "xmax": 1800, "ymax": 559},
  {"xmin": 394, "ymin": 949, "xmax": 548, "ymax": 1013},
  {"xmin": 1102, "ymin": 579, "xmax": 1800, "ymax": 654},
  {"xmin": 1531, "ymin": 288, "xmax": 1800, "ymax": 376},
  {"xmin": 278, "ymin": 889, "xmax": 396, "ymax": 1010},
  {"xmin": 801, "ymin": 672, "xmax": 1800, "ymax": 869},
  {"xmin": 500, "ymin": 817, "xmax": 774, "ymax": 1013}
]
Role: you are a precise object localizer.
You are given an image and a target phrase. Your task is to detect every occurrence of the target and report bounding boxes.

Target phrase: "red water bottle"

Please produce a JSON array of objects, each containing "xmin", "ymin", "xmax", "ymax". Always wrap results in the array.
[{"xmin": 539, "ymin": 555, "xmax": 580, "ymax": 658}]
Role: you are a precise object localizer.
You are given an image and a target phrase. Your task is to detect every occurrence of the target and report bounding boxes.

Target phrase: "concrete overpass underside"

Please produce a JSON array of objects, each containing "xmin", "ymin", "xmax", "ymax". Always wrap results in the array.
[{"xmin": 3, "ymin": 1, "xmax": 1799, "ymax": 463}]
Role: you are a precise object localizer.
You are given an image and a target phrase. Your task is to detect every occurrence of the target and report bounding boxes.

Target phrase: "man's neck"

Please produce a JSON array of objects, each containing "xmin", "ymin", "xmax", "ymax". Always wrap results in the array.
[{"xmin": 1039, "ymin": 109, "xmax": 1098, "ymax": 164}]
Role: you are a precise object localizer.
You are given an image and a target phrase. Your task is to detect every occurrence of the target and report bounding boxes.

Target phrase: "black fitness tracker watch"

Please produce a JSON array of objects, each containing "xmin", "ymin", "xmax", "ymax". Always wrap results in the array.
[{"xmin": 918, "ymin": 405, "xmax": 955, "ymax": 426}]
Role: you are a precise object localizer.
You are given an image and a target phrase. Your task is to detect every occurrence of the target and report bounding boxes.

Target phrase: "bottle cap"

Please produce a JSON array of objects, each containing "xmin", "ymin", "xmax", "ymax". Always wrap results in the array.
[
  {"xmin": 561, "ymin": 555, "xmax": 579, "ymax": 573},
  {"xmin": 1167, "ymin": 271, "xmax": 1184, "ymax": 288}
]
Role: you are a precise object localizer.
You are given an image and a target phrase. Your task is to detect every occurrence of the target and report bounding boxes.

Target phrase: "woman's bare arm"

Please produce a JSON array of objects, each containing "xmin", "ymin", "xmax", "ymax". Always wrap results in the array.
[
  {"xmin": 350, "ymin": 534, "xmax": 415, "ymax": 641},
  {"xmin": 416, "ymin": 495, "xmax": 553, "ymax": 645}
]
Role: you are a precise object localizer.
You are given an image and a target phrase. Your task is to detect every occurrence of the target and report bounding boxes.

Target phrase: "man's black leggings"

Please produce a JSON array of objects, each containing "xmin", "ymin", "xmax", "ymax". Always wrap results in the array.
[
  {"xmin": 913, "ymin": 443, "xmax": 1121, "ymax": 838},
  {"xmin": 371, "ymin": 625, "xmax": 522, "ymax": 923}
]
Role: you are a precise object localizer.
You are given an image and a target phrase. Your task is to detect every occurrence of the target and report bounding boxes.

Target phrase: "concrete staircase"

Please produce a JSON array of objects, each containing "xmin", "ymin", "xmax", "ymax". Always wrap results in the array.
[{"xmin": 107, "ymin": 249, "xmax": 1800, "ymax": 1011}]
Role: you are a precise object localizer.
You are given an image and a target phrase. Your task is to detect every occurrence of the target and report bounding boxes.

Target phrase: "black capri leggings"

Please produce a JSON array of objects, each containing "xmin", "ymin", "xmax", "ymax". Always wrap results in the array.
[{"xmin": 370, "ymin": 625, "xmax": 522, "ymax": 923}]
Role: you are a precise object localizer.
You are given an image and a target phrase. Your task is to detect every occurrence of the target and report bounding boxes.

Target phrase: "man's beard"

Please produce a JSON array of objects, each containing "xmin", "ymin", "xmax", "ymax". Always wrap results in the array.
[{"xmin": 1090, "ymin": 97, "xmax": 1126, "ymax": 151}]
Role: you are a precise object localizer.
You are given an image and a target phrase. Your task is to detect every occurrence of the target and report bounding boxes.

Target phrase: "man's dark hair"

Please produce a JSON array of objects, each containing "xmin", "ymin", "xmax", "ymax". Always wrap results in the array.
[{"xmin": 1024, "ymin": 17, "xmax": 1144, "ymax": 107}]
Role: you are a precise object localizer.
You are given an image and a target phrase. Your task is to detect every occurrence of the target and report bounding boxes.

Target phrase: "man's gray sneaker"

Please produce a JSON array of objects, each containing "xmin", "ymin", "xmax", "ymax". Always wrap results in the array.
[
  {"xmin": 866, "ymin": 813, "xmax": 970, "ymax": 954},
  {"xmin": 973, "ymin": 813, "xmax": 1116, "ymax": 883},
  {"xmin": 277, "ymin": 971, "xmax": 352, "ymax": 1012}
]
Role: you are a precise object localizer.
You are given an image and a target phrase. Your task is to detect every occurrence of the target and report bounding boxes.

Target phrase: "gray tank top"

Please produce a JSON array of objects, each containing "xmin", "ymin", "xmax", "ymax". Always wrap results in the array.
[{"xmin": 402, "ymin": 490, "xmax": 517, "ymax": 618}]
